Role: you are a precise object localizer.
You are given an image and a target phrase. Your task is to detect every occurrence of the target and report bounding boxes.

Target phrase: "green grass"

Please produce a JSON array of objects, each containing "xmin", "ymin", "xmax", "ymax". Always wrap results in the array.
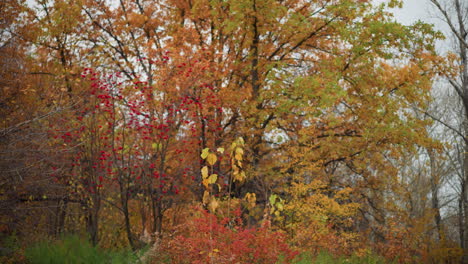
[
  {"xmin": 25, "ymin": 235, "xmax": 142, "ymax": 264},
  {"xmin": 25, "ymin": 236, "xmax": 398, "ymax": 264},
  {"xmin": 291, "ymin": 251, "xmax": 396, "ymax": 264}
]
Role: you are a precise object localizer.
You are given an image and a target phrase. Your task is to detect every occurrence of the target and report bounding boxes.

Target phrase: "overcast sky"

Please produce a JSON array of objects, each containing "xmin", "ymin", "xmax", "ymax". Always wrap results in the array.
[
  {"xmin": 388, "ymin": 0, "xmax": 438, "ymax": 25},
  {"xmin": 374, "ymin": 0, "xmax": 446, "ymax": 28},
  {"xmin": 374, "ymin": 0, "xmax": 452, "ymax": 51}
]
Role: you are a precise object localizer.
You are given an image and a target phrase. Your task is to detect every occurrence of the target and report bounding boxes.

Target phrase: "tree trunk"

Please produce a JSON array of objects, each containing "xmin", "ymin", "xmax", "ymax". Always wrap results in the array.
[
  {"xmin": 123, "ymin": 201, "xmax": 135, "ymax": 250},
  {"xmin": 152, "ymin": 199, "xmax": 163, "ymax": 237},
  {"xmin": 463, "ymin": 139, "xmax": 468, "ymax": 262},
  {"xmin": 55, "ymin": 199, "xmax": 68, "ymax": 236},
  {"xmin": 120, "ymin": 184, "xmax": 135, "ymax": 250},
  {"xmin": 86, "ymin": 205, "xmax": 99, "ymax": 246},
  {"xmin": 429, "ymin": 150, "xmax": 443, "ymax": 241},
  {"xmin": 460, "ymin": 197, "xmax": 465, "ymax": 249}
]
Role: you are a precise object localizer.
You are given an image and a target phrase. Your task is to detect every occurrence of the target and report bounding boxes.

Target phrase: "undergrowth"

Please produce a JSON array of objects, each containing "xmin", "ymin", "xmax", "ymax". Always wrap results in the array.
[
  {"xmin": 291, "ymin": 251, "xmax": 397, "ymax": 264},
  {"xmin": 25, "ymin": 235, "xmax": 142, "ymax": 264}
]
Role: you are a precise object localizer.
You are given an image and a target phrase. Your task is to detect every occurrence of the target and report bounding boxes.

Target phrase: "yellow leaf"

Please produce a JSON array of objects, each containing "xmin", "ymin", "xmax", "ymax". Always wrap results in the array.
[
  {"xmin": 240, "ymin": 171, "xmax": 246, "ymax": 180},
  {"xmin": 203, "ymin": 174, "xmax": 217, "ymax": 188},
  {"xmin": 202, "ymin": 191, "xmax": 210, "ymax": 204},
  {"xmin": 201, "ymin": 166, "xmax": 208, "ymax": 179},
  {"xmin": 208, "ymin": 174, "xmax": 218, "ymax": 184},
  {"xmin": 201, "ymin": 148, "xmax": 209, "ymax": 159},
  {"xmin": 230, "ymin": 142, "xmax": 237, "ymax": 150},
  {"xmin": 245, "ymin": 192, "xmax": 256, "ymax": 201},
  {"xmin": 245, "ymin": 192, "xmax": 256, "ymax": 208},
  {"xmin": 217, "ymin": 147, "xmax": 224, "ymax": 154},
  {"xmin": 277, "ymin": 203, "xmax": 284, "ymax": 211},
  {"xmin": 209, "ymin": 198, "xmax": 219, "ymax": 212},
  {"xmin": 234, "ymin": 171, "xmax": 246, "ymax": 182},
  {"xmin": 202, "ymin": 178, "xmax": 209, "ymax": 188},
  {"xmin": 235, "ymin": 147, "xmax": 244, "ymax": 155},
  {"xmin": 152, "ymin": 143, "xmax": 161, "ymax": 149},
  {"xmin": 207, "ymin": 153, "xmax": 217, "ymax": 165}
]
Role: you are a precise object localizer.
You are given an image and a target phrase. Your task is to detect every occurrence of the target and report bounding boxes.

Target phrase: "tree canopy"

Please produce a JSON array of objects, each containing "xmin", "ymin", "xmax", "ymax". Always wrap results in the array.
[{"xmin": 0, "ymin": 0, "xmax": 463, "ymax": 263}]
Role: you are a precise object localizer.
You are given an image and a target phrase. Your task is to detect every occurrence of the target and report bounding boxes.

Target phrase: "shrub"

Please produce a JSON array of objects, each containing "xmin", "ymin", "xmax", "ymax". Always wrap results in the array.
[{"xmin": 158, "ymin": 208, "xmax": 297, "ymax": 264}]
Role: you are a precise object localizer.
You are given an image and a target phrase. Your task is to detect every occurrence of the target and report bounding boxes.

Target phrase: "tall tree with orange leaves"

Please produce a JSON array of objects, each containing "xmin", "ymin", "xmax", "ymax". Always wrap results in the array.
[{"xmin": 0, "ymin": 0, "xmax": 459, "ymax": 262}]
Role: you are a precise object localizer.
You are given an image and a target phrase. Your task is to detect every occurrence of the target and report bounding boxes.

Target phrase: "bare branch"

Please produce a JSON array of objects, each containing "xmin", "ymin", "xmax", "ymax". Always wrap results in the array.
[{"xmin": 430, "ymin": 0, "xmax": 468, "ymax": 49}]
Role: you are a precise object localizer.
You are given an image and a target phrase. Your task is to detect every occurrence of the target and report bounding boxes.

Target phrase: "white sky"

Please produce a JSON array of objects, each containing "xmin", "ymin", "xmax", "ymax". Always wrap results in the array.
[
  {"xmin": 390, "ymin": 0, "xmax": 438, "ymax": 25},
  {"xmin": 373, "ymin": 0, "xmax": 436, "ymax": 24},
  {"xmin": 374, "ymin": 0, "xmax": 452, "ymax": 51}
]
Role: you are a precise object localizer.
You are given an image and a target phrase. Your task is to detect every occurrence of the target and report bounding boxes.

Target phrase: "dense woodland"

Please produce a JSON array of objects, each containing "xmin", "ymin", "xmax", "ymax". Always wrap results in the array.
[{"xmin": 1, "ymin": 0, "xmax": 468, "ymax": 263}]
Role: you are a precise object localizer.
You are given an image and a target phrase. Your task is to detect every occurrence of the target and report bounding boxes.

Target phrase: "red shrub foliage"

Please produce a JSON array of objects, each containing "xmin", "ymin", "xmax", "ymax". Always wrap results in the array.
[{"xmin": 159, "ymin": 208, "xmax": 297, "ymax": 264}]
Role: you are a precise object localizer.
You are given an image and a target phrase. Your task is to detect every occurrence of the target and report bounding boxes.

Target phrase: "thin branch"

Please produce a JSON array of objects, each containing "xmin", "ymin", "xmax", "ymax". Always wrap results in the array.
[
  {"xmin": 430, "ymin": 0, "xmax": 468, "ymax": 49},
  {"xmin": 419, "ymin": 108, "xmax": 468, "ymax": 143}
]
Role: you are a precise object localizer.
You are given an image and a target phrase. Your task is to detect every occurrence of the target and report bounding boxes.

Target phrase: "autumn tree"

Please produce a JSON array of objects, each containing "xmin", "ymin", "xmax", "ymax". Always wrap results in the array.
[
  {"xmin": 0, "ymin": 0, "xmax": 459, "ymax": 262},
  {"xmin": 0, "ymin": 0, "xmax": 75, "ymax": 242}
]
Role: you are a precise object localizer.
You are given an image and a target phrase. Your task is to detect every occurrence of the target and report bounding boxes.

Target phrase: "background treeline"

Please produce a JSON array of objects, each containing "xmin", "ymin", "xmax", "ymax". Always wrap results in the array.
[{"xmin": 0, "ymin": 0, "xmax": 466, "ymax": 263}]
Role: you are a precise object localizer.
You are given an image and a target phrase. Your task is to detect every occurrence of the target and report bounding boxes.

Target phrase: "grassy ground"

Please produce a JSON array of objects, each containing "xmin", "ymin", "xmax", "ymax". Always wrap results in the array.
[
  {"xmin": 24, "ymin": 235, "xmax": 143, "ymax": 264},
  {"xmin": 17, "ymin": 235, "xmax": 394, "ymax": 264},
  {"xmin": 291, "ymin": 251, "xmax": 396, "ymax": 264}
]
